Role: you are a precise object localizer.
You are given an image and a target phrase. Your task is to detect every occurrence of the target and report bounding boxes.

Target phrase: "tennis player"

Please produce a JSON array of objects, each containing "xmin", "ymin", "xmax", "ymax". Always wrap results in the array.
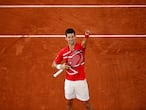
[{"xmin": 52, "ymin": 28, "xmax": 93, "ymax": 110}]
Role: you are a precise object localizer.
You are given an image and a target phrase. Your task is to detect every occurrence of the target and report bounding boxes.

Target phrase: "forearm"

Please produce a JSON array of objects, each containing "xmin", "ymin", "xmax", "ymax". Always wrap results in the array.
[
  {"xmin": 52, "ymin": 61, "xmax": 57, "ymax": 68},
  {"xmin": 52, "ymin": 61, "xmax": 70, "ymax": 70},
  {"xmin": 52, "ymin": 61, "xmax": 62, "ymax": 69},
  {"xmin": 81, "ymin": 37, "xmax": 88, "ymax": 48},
  {"xmin": 81, "ymin": 32, "xmax": 89, "ymax": 48}
]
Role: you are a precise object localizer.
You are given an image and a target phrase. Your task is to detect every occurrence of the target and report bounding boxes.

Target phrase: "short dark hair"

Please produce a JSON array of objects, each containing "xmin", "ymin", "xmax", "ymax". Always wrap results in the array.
[{"xmin": 65, "ymin": 28, "xmax": 76, "ymax": 36}]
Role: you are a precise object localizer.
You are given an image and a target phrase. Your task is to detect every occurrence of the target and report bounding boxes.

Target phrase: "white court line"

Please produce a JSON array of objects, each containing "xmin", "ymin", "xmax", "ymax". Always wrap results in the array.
[
  {"xmin": 0, "ymin": 5, "xmax": 146, "ymax": 8},
  {"xmin": 0, "ymin": 35, "xmax": 146, "ymax": 38}
]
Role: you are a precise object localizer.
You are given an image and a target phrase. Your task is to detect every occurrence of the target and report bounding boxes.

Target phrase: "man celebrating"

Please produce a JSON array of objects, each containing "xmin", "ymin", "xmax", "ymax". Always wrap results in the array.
[{"xmin": 52, "ymin": 28, "xmax": 93, "ymax": 110}]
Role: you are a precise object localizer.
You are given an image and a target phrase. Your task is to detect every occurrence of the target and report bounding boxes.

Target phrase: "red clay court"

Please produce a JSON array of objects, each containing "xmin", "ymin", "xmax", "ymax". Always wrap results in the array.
[{"xmin": 0, "ymin": 0, "xmax": 146, "ymax": 110}]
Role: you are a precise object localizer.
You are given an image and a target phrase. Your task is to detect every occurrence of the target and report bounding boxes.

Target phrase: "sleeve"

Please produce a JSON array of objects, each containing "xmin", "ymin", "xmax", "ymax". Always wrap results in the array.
[{"xmin": 54, "ymin": 50, "xmax": 63, "ymax": 64}]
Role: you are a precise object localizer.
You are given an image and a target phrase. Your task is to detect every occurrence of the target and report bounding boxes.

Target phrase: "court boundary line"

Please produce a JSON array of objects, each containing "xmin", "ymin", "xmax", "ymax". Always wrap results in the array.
[
  {"xmin": 0, "ymin": 5, "xmax": 146, "ymax": 8},
  {"xmin": 0, "ymin": 35, "xmax": 146, "ymax": 38}
]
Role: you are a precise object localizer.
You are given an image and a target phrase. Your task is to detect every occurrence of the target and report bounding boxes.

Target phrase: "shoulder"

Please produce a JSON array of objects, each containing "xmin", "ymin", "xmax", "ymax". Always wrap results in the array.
[
  {"xmin": 75, "ymin": 43, "xmax": 84, "ymax": 49},
  {"xmin": 58, "ymin": 46, "xmax": 69, "ymax": 55}
]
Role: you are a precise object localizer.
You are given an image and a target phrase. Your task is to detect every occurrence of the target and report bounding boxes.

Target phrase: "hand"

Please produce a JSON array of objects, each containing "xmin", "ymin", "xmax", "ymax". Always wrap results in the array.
[
  {"xmin": 61, "ymin": 63, "xmax": 71, "ymax": 70},
  {"xmin": 85, "ymin": 30, "xmax": 90, "ymax": 35},
  {"xmin": 85, "ymin": 30, "xmax": 91, "ymax": 38}
]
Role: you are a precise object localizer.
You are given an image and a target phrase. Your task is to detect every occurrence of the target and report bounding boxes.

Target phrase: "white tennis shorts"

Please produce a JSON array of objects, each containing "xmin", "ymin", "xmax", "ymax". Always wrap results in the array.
[{"xmin": 64, "ymin": 79, "xmax": 90, "ymax": 101}]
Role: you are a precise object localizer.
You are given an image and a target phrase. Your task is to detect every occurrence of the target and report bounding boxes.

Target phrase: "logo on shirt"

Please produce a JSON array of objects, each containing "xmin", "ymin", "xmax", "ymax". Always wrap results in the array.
[{"xmin": 63, "ymin": 50, "xmax": 84, "ymax": 75}]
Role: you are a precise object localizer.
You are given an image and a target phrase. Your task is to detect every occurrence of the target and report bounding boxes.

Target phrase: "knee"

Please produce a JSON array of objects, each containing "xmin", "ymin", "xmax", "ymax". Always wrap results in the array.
[
  {"xmin": 83, "ymin": 101, "xmax": 93, "ymax": 110},
  {"xmin": 83, "ymin": 100, "xmax": 90, "ymax": 105},
  {"xmin": 66, "ymin": 99, "xmax": 73, "ymax": 106}
]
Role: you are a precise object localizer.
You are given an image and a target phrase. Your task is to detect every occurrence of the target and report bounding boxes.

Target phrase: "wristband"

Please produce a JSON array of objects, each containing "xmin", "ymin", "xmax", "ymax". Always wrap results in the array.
[
  {"xmin": 85, "ymin": 34, "xmax": 89, "ymax": 38},
  {"xmin": 56, "ymin": 64, "xmax": 62, "ymax": 69}
]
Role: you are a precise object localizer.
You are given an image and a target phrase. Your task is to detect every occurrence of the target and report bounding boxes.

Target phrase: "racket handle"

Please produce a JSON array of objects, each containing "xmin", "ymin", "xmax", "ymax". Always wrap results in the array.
[{"xmin": 53, "ymin": 69, "xmax": 63, "ymax": 77}]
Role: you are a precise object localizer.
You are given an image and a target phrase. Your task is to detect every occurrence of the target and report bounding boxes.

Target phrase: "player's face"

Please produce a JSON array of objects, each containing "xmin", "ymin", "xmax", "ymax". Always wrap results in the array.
[{"xmin": 65, "ymin": 33, "xmax": 76, "ymax": 46}]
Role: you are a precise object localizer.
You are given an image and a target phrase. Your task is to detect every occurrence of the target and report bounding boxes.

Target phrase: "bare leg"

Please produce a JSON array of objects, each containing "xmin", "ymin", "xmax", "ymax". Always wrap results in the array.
[
  {"xmin": 66, "ymin": 99, "xmax": 74, "ymax": 110},
  {"xmin": 83, "ymin": 100, "xmax": 93, "ymax": 110}
]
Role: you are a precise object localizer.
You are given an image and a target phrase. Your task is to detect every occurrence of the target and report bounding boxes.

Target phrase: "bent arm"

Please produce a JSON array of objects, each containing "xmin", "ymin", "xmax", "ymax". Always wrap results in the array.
[
  {"xmin": 81, "ymin": 37, "xmax": 88, "ymax": 48},
  {"xmin": 81, "ymin": 30, "xmax": 90, "ymax": 48},
  {"xmin": 52, "ymin": 61, "xmax": 71, "ymax": 70}
]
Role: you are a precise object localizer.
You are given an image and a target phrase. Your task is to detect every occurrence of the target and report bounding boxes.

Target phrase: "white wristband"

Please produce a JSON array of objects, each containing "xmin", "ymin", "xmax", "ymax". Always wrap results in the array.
[{"xmin": 56, "ymin": 64, "xmax": 62, "ymax": 70}]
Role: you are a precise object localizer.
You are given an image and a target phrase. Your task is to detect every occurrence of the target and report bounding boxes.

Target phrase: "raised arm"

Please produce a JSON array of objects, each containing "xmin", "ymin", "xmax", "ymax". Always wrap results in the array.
[{"xmin": 81, "ymin": 30, "xmax": 90, "ymax": 48}]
